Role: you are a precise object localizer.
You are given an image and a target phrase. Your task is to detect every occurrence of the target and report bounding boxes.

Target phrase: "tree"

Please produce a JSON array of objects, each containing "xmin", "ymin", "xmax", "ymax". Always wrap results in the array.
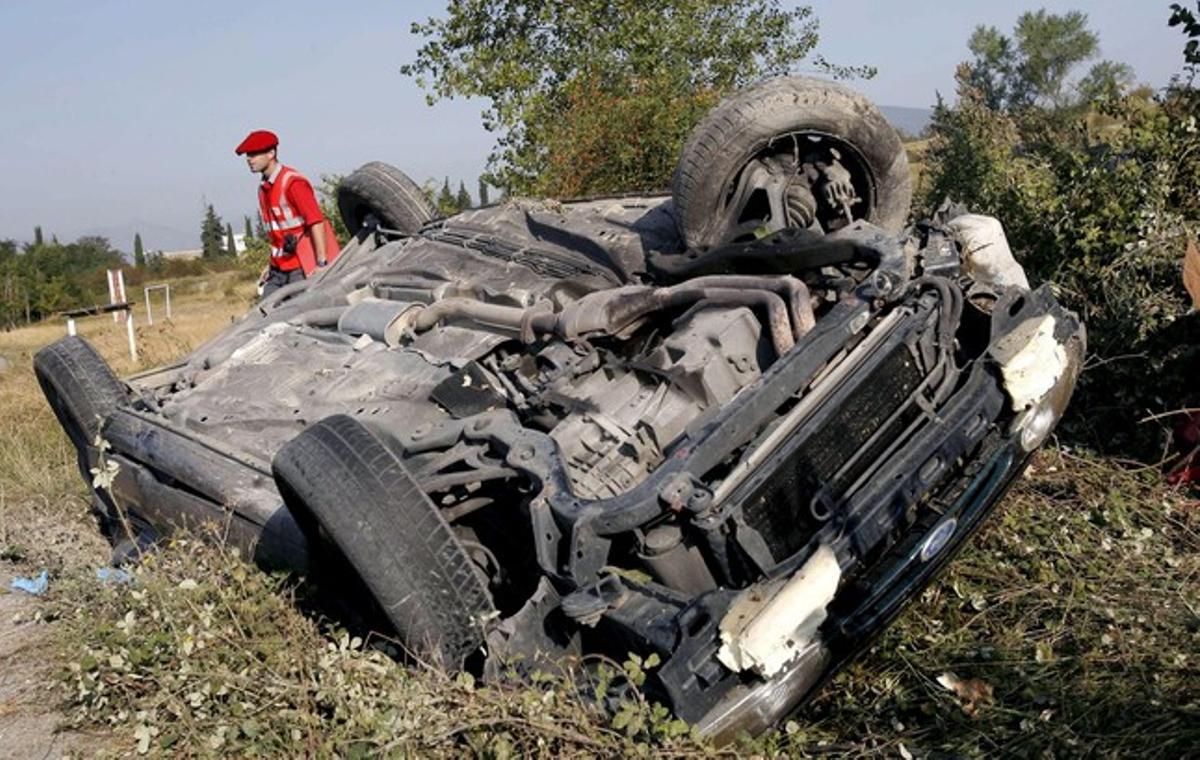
[
  {"xmin": 456, "ymin": 180, "xmax": 472, "ymax": 210},
  {"xmin": 1170, "ymin": 2, "xmax": 1200, "ymax": 75},
  {"xmin": 200, "ymin": 205, "xmax": 225, "ymax": 259},
  {"xmin": 402, "ymin": 1, "xmax": 856, "ymax": 195},
  {"xmin": 0, "ymin": 235, "xmax": 124, "ymax": 324},
  {"xmin": 966, "ymin": 10, "xmax": 1131, "ymax": 112},
  {"xmin": 33, "ymin": 226, "xmax": 43, "ymax": 247},
  {"xmin": 436, "ymin": 177, "xmax": 457, "ymax": 215},
  {"xmin": 244, "ymin": 215, "xmax": 254, "ymax": 243},
  {"xmin": 478, "ymin": 177, "xmax": 491, "ymax": 206},
  {"xmin": 966, "ymin": 25, "xmax": 1015, "ymax": 110},
  {"xmin": 133, "ymin": 232, "xmax": 145, "ymax": 268},
  {"xmin": 1076, "ymin": 60, "xmax": 1136, "ymax": 104},
  {"xmin": 225, "ymin": 223, "xmax": 237, "ymax": 258}
]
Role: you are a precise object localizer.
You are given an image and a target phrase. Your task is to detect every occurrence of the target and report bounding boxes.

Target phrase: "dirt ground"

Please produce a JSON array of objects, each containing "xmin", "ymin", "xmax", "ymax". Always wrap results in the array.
[{"xmin": 0, "ymin": 574, "xmax": 97, "ymax": 759}]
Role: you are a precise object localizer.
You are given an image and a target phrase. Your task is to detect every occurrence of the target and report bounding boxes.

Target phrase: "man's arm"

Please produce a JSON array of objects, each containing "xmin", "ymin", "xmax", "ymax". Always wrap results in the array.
[
  {"xmin": 309, "ymin": 220, "xmax": 328, "ymax": 267},
  {"xmin": 286, "ymin": 176, "xmax": 329, "ymax": 269}
]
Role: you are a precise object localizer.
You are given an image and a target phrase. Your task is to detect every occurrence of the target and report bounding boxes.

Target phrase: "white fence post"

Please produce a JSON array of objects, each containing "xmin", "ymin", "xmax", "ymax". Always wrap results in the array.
[
  {"xmin": 125, "ymin": 307, "xmax": 137, "ymax": 362},
  {"xmin": 106, "ymin": 269, "xmax": 129, "ymax": 323}
]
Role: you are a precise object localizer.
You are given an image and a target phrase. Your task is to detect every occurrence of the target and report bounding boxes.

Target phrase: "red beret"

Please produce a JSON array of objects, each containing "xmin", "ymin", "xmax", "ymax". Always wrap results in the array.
[{"xmin": 234, "ymin": 130, "xmax": 279, "ymax": 155}]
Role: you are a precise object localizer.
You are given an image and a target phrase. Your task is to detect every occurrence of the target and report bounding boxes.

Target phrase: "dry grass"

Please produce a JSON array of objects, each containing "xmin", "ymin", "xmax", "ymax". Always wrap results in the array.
[
  {"xmin": 0, "ymin": 271, "xmax": 257, "ymax": 572},
  {"xmin": 1, "ymin": 271, "xmax": 1197, "ymax": 756}
]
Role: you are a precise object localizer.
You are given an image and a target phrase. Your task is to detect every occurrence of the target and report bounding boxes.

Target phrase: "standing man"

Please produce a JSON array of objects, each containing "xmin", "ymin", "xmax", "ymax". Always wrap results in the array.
[{"xmin": 235, "ymin": 130, "xmax": 339, "ymax": 298}]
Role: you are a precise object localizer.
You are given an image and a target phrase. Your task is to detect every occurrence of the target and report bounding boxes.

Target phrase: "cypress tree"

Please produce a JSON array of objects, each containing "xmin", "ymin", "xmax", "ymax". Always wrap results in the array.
[
  {"xmin": 33, "ymin": 226, "xmax": 43, "ymax": 246},
  {"xmin": 456, "ymin": 180, "xmax": 472, "ymax": 210},
  {"xmin": 201, "ymin": 205, "xmax": 224, "ymax": 259},
  {"xmin": 437, "ymin": 177, "xmax": 456, "ymax": 215},
  {"xmin": 244, "ymin": 215, "xmax": 254, "ymax": 242},
  {"xmin": 134, "ymin": 233, "xmax": 145, "ymax": 267},
  {"xmin": 225, "ymin": 223, "xmax": 237, "ymax": 257},
  {"xmin": 478, "ymin": 178, "xmax": 490, "ymax": 206}
]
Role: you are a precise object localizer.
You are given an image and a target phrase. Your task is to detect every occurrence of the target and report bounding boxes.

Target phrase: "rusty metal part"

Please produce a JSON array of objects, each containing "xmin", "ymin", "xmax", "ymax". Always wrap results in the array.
[
  {"xmin": 402, "ymin": 279, "xmax": 805, "ymax": 358},
  {"xmin": 679, "ymin": 275, "xmax": 815, "ymax": 338}
]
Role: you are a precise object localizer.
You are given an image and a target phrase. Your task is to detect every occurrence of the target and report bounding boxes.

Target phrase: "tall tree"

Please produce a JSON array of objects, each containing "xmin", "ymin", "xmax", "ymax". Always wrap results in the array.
[
  {"xmin": 966, "ymin": 25, "xmax": 1015, "ymax": 110},
  {"xmin": 402, "ymin": 1, "xmax": 855, "ymax": 195},
  {"xmin": 478, "ymin": 177, "xmax": 490, "ymax": 206},
  {"xmin": 200, "ymin": 205, "xmax": 225, "ymax": 259},
  {"xmin": 967, "ymin": 10, "xmax": 1131, "ymax": 112},
  {"xmin": 33, "ymin": 226, "xmax": 43, "ymax": 247},
  {"xmin": 225, "ymin": 223, "xmax": 237, "ymax": 257},
  {"xmin": 1076, "ymin": 60, "xmax": 1136, "ymax": 103},
  {"xmin": 455, "ymin": 180, "xmax": 472, "ymax": 210},
  {"xmin": 133, "ymin": 232, "xmax": 145, "ymax": 268},
  {"xmin": 436, "ymin": 177, "xmax": 457, "ymax": 215},
  {"xmin": 244, "ymin": 215, "xmax": 254, "ymax": 242}
]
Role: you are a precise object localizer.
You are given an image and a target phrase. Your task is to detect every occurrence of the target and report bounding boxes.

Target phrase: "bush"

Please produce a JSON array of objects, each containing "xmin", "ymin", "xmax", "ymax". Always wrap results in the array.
[{"xmin": 919, "ymin": 64, "xmax": 1199, "ymax": 458}]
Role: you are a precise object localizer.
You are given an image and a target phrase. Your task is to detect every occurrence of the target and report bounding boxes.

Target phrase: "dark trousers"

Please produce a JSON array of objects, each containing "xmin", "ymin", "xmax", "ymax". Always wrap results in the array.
[{"xmin": 261, "ymin": 267, "xmax": 306, "ymax": 299}]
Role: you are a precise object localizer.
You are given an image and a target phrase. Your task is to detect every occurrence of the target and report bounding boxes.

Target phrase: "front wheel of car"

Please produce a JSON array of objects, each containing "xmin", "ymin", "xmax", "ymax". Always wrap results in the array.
[
  {"xmin": 672, "ymin": 75, "xmax": 912, "ymax": 250},
  {"xmin": 272, "ymin": 414, "xmax": 494, "ymax": 668}
]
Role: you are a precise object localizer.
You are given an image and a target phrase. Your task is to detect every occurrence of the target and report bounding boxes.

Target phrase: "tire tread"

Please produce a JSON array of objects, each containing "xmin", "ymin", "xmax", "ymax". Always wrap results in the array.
[{"xmin": 273, "ymin": 415, "xmax": 493, "ymax": 666}]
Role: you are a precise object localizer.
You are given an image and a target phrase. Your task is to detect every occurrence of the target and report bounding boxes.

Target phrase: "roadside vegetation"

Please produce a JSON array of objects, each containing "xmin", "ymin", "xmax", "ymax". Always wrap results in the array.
[
  {"xmin": 0, "ymin": 3, "xmax": 1197, "ymax": 757},
  {"xmin": 919, "ymin": 6, "xmax": 1200, "ymax": 460}
]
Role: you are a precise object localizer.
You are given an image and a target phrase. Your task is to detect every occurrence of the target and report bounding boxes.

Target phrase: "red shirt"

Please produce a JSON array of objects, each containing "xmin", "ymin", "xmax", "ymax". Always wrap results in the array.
[{"xmin": 258, "ymin": 164, "xmax": 334, "ymax": 273}]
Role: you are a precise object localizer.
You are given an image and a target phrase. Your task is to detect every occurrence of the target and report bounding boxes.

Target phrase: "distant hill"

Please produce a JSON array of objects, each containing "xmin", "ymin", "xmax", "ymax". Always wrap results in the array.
[{"xmin": 880, "ymin": 105, "xmax": 933, "ymax": 139}]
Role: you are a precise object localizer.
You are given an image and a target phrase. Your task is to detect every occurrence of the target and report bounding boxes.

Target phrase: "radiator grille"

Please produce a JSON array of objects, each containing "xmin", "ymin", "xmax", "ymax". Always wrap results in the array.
[{"xmin": 741, "ymin": 344, "xmax": 924, "ymax": 562}]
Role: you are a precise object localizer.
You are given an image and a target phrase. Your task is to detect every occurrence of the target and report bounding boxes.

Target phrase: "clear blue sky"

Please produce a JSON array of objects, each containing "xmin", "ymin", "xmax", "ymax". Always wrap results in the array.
[{"xmin": 0, "ymin": 1, "xmax": 1187, "ymax": 251}]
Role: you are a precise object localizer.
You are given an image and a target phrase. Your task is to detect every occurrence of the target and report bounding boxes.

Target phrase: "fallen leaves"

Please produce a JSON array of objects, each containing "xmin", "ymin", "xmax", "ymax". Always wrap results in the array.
[{"xmin": 936, "ymin": 671, "xmax": 995, "ymax": 716}]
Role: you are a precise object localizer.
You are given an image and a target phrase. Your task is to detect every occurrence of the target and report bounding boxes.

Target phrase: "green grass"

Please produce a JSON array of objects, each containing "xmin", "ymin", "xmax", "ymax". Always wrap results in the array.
[{"xmin": 2, "ymin": 281, "xmax": 1197, "ymax": 756}]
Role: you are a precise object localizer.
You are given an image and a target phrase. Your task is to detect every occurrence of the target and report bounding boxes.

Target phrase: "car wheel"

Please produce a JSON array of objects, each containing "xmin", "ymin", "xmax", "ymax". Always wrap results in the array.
[
  {"xmin": 672, "ymin": 75, "xmax": 911, "ymax": 250},
  {"xmin": 34, "ymin": 336, "xmax": 128, "ymax": 461},
  {"xmin": 272, "ymin": 414, "xmax": 494, "ymax": 667},
  {"xmin": 336, "ymin": 161, "xmax": 436, "ymax": 234}
]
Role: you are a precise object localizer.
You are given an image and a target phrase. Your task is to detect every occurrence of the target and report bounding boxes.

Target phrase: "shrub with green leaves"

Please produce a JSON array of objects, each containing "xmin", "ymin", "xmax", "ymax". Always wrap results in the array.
[
  {"xmin": 54, "ymin": 536, "xmax": 708, "ymax": 757},
  {"xmin": 920, "ymin": 31, "xmax": 1200, "ymax": 457}
]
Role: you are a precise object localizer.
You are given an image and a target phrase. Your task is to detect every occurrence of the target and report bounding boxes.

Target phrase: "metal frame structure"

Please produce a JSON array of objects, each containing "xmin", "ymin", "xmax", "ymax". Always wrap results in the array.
[{"xmin": 144, "ymin": 284, "xmax": 172, "ymax": 325}]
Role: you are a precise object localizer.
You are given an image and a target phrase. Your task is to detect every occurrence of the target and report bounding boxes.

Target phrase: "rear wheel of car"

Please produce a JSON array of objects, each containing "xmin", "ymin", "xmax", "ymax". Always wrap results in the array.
[
  {"xmin": 672, "ymin": 75, "xmax": 911, "ymax": 250},
  {"xmin": 272, "ymin": 414, "xmax": 494, "ymax": 668},
  {"xmin": 337, "ymin": 161, "xmax": 436, "ymax": 235},
  {"xmin": 34, "ymin": 336, "xmax": 128, "ymax": 457}
]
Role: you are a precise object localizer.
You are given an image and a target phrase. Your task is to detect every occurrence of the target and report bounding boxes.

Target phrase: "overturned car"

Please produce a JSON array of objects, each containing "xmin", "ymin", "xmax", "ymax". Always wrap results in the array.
[{"xmin": 37, "ymin": 77, "xmax": 1082, "ymax": 740}]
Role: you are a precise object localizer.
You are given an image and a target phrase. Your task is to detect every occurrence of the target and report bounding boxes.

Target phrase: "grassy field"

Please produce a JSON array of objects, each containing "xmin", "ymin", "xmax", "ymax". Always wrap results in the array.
[{"xmin": 0, "ymin": 272, "xmax": 1196, "ymax": 756}]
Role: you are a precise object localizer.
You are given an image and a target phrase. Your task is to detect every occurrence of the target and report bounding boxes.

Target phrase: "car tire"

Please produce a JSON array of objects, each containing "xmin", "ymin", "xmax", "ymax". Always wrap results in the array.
[
  {"xmin": 672, "ymin": 75, "xmax": 911, "ymax": 250},
  {"xmin": 272, "ymin": 414, "xmax": 494, "ymax": 668},
  {"xmin": 34, "ymin": 336, "xmax": 128, "ymax": 456},
  {"xmin": 337, "ymin": 161, "xmax": 436, "ymax": 234}
]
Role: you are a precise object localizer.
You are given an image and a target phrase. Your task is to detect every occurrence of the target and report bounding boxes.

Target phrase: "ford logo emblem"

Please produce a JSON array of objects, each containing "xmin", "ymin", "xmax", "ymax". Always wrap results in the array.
[{"xmin": 920, "ymin": 518, "xmax": 958, "ymax": 562}]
